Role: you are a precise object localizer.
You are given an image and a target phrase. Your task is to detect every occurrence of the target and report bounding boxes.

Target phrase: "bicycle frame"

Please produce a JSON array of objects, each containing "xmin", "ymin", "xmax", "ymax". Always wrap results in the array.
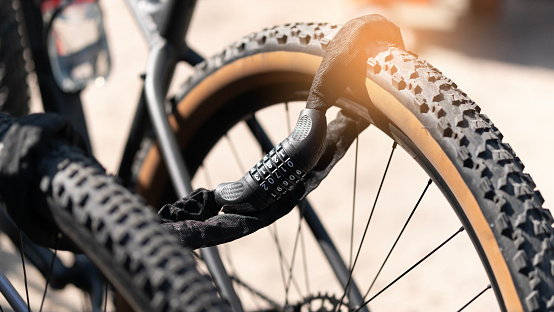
[
  {"xmin": 124, "ymin": 1, "xmax": 243, "ymax": 309},
  {"xmin": 14, "ymin": 0, "xmax": 244, "ymax": 309},
  {"xmin": 6, "ymin": 1, "xmax": 366, "ymax": 311}
]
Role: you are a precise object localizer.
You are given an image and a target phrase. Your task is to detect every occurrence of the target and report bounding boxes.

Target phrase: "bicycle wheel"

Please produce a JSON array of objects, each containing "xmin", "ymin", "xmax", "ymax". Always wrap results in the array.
[
  {"xmin": 0, "ymin": 0, "xmax": 31, "ymax": 116},
  {"xmin": 1, "ymin": 138, "xmax": 226, "ymax": 311},
  {"xmin": 134, "ymin": 22, "xmax": 554, "ymax": 311}
]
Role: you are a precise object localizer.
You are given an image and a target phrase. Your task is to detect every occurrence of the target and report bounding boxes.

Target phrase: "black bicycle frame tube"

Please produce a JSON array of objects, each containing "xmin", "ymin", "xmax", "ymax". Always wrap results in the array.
[
  {"xmin": 144, "ymin": 38, "xmax": 244, "ymax": 312},
  {"xmin": 0, "ymin": 269, "xmax": 26, "ymax": 312},
  {"xmin": 158, "ymin": 0, "xmax": 196, "ymax": 46},
  {"xmin": 19, "ymin": 0, "xmax": 93, "ymax": 153},
  {"xmin": 144, "ymin": 42, "xmax": 190, "ymax": 197},
  {"xmin": 118, "ymin": 0, "xmax": 204, "ymax": 182},
  {"xmin": 139, "ymin": 1, "xmax": 244, "ymax": 310},
  {"xmin": 139, "ymin": 0, "xmax": 198, "ymax": 198}
]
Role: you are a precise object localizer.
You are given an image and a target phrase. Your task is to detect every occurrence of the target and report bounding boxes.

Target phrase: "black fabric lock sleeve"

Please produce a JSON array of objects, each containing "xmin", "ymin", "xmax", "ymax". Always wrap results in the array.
[
  {"xmin": 159, "ymin": 111, "xmax": 367, "ymax": 249},
  {"xmin": 158, "ymin": 14, "xmax": 402, "ymax": 249},
  {"xmin": 307, "ymin": 14, "xmax": 404, "ymax": 112}
]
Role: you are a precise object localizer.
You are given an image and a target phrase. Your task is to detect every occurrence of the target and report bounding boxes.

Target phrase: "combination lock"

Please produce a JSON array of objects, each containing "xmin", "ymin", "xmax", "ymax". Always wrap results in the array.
[{"xmin": 214, "ymin": 108, "xmax": 327, "ymax": 212}]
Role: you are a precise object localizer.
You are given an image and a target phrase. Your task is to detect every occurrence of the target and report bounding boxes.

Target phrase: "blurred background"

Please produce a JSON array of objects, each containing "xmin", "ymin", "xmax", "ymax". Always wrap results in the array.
[
  {"xmin": 78, "ymin": 0, "xmax": 554, "ymax": 206},
  {"xmin": 8, "ymin": 0, "xmax": 553, "ymax": 310}
]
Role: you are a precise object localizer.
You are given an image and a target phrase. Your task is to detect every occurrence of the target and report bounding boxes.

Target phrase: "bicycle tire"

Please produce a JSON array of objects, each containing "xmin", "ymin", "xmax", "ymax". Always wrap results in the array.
[
  {"xmin": 33, "ymin": 142, "xmax": 227, "ymax": 312},
  {"xmin": 134, "ymin": 22, "xmax": 554, "ymax": 311},
  {"xmin": 0, "ymin": 0, "xmax": 31, "ymax": 117}
]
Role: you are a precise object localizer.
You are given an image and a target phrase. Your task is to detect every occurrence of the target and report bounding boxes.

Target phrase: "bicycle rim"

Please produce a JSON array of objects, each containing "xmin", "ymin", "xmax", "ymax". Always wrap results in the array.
[{"xmin": 135, "ymin": 23, "xmax": 554, "ymax": 311}]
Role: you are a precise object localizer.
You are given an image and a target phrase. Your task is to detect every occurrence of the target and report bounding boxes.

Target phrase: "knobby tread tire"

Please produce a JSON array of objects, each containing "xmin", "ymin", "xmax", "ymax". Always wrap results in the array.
[
  {"xmin": 134, "ymin": 22, "xmax": 554, "ymax": 311},
  {"xmin": 38, "ymin": 144, "xmax": 227, "ymax": 312},
  {"xmin": 0, "ymin": 0, "xmax": 31, "ymax": 117},
  {"xmin": 367, "ymin": 47, "xmax": 554, "ymax": 312}
]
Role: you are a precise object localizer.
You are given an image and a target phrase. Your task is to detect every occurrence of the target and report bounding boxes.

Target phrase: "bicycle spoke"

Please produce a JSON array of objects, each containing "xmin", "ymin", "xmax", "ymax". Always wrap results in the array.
[
  {"xmin": 221, "ymin": 245, "xmax": 239, "ymax": 285},
  {"xmin": 284, "ymin": 102, "xmax": 292, "ymax": 133},
  {"xmin": 300, "ymin": 223, "xmax": 311, "ymax": 296},
  {"xmin": 103, "ymin": 282, "xmax": 108, "ymax": 312},
  {"xmin": 284, "ymin": 204, "xmax": 307, "ymax": 306},
  {"xmin": 226, "ymin": 131, "xmax": 251, "ymax": 305},
  {"xmin": 18, "ymin": 229, "xmax": 30, "ymax": 312},
  {"xmin": 201, "ymin": 135, "xmax": 251, "ymax": 305},
  {"xmin": 363, "ymin": 179, "xmax": 433, "ymax": 299},
  {"xmin": 268, "ymin": 225, "xmax": 304, "ymax": 300},
  {"xmin": 246, "ymin": 110, "xmax": 308, "ymax": 304},
  {"xmin": 348, "ymin": 131, "xmax": 360, "ymax": 271},
  {"xmin": 225, "ymin": 134, "xmax": 246, "ymax": 173},
  {"xmin": 220, "ymin": 243, "xmax": 248, "ymax": 305},
  {"xmin": 230, "ymin": 275, "xmax": 282, "ymax": 310},
  {"xmin": 269, "ymin": 225, "xmax": 288, "ymax": 293},
  {"xmin": 39, "ymin": 234, "xmax": 59, "ymax": 312},
  {"xmin": 337, "ymin": 142, "xmax": 397, "ymax": 310},
  {"xmin": 340, "ymin": 126, "xmax": 360, "ymax": 312},
  {"xmin": 355, "ymin": 227, "xmax": 466, "ymax": 311},
  {"xmin": 457, "ymin": 284, "xmax": 492, "ymax": 312},
  {"xmin": 283, "ymin": 102, "xmax": 307, "ymax": 302}
]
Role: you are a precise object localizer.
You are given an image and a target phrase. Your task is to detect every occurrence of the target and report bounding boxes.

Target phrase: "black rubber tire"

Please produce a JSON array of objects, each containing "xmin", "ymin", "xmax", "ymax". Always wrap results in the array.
[
  {"xmin": 134, "ymin": 23, "xmax": 554, "ymax": 311},
  {"xmin": 0, "ymin": 0, "xmax": 31, "ymax": 117},
  {"xmin": 36, "ymin": 143, "xmax": 227, "ymax": 312}
]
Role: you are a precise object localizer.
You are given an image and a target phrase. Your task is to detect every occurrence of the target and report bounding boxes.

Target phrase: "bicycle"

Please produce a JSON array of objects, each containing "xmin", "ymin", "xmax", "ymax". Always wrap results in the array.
[{"xmin": 1, "ymin": 0, "xmax": 554, "ymax": 311}]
